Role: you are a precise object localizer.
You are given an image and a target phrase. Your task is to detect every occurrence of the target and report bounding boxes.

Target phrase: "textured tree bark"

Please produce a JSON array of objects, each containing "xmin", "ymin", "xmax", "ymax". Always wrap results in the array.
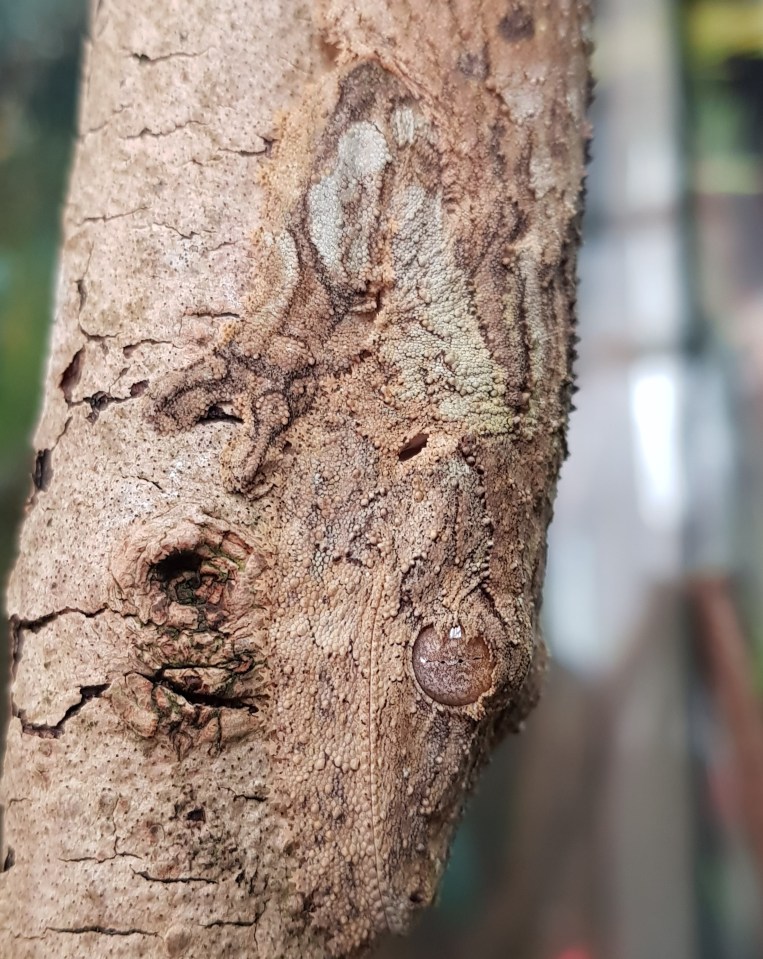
[{"xmin": 0, "ymin": 1, "xmax": 591, "ymax": 957}]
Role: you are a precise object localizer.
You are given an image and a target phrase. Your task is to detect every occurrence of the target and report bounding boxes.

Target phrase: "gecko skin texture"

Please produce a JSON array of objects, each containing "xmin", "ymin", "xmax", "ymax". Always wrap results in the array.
[{"xmin": 132, "ymin": 58, "xmax": 581, "ymax": 956}]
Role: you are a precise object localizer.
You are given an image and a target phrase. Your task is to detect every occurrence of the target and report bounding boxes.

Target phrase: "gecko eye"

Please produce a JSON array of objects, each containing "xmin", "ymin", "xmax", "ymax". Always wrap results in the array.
[{"xmin": 412, "ymin": 624, "xmax": 493, "ymax": 706}]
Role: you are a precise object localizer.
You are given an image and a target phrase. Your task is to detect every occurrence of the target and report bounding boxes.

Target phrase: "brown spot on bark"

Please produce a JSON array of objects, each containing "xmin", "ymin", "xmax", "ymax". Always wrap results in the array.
[
  {"xmin": 319, "ymin": 35, "xmax": 342, "ymax": 67},
  {"xmin": 458, "ymin": 50, "xmax": 488, "ymax": 80},
  {"xmin": 498, "ymin": 7, "xmax": 535, "ymax": 42}
]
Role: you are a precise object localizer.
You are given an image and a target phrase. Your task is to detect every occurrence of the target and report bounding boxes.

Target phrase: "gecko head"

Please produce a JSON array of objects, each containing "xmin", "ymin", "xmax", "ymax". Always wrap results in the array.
[
  {"xmin": 254, "ymin": 411, "xmax": 546, "ymax": 952},
  {"xmin": 108, "ymin": 419, "xmax": 547, "ymax": 958}
]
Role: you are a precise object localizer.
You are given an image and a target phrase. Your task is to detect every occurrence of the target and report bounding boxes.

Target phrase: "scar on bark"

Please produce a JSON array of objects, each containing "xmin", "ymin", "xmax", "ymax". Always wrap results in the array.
[{"xmin": 107, "ymin": 514, "xmax": 268, "ymax": 754}]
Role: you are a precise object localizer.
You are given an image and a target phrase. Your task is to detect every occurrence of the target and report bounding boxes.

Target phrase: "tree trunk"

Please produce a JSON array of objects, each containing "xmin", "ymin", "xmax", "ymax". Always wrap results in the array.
[{"xmin": 0, "ymin": 1, "xmax": 591, "ymax": 956}]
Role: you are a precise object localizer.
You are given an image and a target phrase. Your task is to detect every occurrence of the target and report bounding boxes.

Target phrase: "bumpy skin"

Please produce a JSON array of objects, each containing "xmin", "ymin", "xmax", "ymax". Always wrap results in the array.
[
  {"xmin": 149, "ymin": 50, "xmax": 583, "ymax": 951},
  {"xmin": 0, "ymin": 2, "xmax": 591, "ymax": 957}
]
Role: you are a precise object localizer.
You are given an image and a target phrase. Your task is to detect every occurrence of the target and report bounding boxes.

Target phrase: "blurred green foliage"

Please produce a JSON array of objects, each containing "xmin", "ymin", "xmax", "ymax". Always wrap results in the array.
[
  {"xmin": 684, "ymin": 0, "xmax": 763, "ymax": 688},
  {"xmin": 685, "ymin": 0, "xmax": 763, "ymax": 192},
  {"xmin": 0, "ymin": 0, "xmax": 86, "ymax": 599},
  {"xmin": 686, "ymin": 1, "xmax": 763, "ymax": 66}
]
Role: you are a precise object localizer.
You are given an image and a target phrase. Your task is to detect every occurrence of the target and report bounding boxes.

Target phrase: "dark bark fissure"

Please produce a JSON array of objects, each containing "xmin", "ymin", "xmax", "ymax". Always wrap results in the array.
[
  {"xmin": 48, "ymin": 926, "xmax": 158, "ymax": 938},
  {"xmin": 146, "ymin": 668, "xmax": 259, "ymax": 713},
  {"xmin": 16, "ymin": 684, "xmax": 110, "ymax": 739},
  {"xmin": 134, "ymin": 869, "xmax": 218, "ymax": 885}
]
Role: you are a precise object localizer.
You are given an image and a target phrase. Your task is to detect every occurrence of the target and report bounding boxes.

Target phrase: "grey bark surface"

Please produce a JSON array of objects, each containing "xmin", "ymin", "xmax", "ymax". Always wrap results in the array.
[{"xmin": 0, "ymin": 1, "xmax": 591, "ymax": 956}]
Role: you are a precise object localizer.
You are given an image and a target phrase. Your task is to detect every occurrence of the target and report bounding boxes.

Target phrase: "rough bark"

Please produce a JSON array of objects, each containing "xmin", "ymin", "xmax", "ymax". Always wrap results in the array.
[{"xmin": 0, "ymin": 1, "xmax": 591, "ymax": 956}]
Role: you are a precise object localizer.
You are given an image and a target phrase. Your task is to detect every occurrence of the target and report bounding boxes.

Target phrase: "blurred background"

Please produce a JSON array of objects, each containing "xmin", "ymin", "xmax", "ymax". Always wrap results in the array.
[{"xmin": 1, "ymin": 1, "xmax": 763, "ymax": 957}]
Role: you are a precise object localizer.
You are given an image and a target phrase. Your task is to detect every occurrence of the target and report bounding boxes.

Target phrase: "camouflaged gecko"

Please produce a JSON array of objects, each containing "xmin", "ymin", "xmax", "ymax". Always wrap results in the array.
[
  {"xmin": 0, "ymin": 0, "xmax": 591, "ymax": 954},
  {"xmin": 140, "ymin": 53, "xmax": 584, "ymax": 957}
]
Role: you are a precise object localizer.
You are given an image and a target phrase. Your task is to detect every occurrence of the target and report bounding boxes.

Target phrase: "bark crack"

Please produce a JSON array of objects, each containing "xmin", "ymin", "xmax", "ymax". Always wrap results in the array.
[
  {"xmin": 47, "ymin": 926, "xmax": 158, "ymax": 938},
  {"xmin": 128, "ymin": 48, "xmax": 211, "ymax": 65},
  {"xmin": 122, "ymin": 336, "xmax": 174, "ymax": 352},
  {"xmin": 76, "ymin": 206, "xmax": 147, "ymax": 226},
  {"xmin": 222, "ymin": 786, "xmax": 267, "ymax": 802},
  {"xmin": 133, "ymin": 474, "xmax": 165, "ymax": 492},
  {"xmin": 144, "ymin": 668, "xmax": 259, "ymax": 713},
  {"xmin": 81, "ymin": 104, "xmax": 128, "ymax": 139},
  {"xmin": 30, "ymin": 418, "xmax": 71, "ymax": 504},
  {"xmin": 202, "ymin": 919, "xmax": 257, "ymax": 929},
  {"xmin": 65, "ymin": 387, "xmax": 148, "ymax": 422},
  {"xmin": 16, "ymin": 684, "xmax": 110, "ymax": 739},
  {"xmin": 133, "ymin": 869, "xmax": 218, "ymax": 885},
  {"xmin": 215, "ymin": 140, "xmax": 274, "ymax": 159},
  {"xmin": 184, "ymin": 309, "xmax": 241, "ymax": 320},
  {"xmin": 153, "ymin": 221, "xmax": 205, "ymax": 240},
  {"xmin": 58, "ymin": 851, "xmax": 141, "ymax": 864},
  {"xmin": 77, "ymin": 321, "xmax": 118, "ymax": 342},
  {"xmin": 123, "ymin": 119, "xmax": 204, "ymax": 140},
  {"xmin": 16, "ymin": 606, "xmax": 109, "ymax": 633}
]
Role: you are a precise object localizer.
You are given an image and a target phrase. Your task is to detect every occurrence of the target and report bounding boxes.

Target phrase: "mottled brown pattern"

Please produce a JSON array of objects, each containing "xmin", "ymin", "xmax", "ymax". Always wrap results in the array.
[{"xmin": 0, "ymin": 1, "xmax": 591, "ymax": 957}]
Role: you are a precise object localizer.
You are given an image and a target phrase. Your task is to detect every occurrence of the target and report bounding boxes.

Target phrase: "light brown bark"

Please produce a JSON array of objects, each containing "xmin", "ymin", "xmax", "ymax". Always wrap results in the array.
[{"xmin": 0, "ymin": 1, "xmax": 591, "ymax": 956}]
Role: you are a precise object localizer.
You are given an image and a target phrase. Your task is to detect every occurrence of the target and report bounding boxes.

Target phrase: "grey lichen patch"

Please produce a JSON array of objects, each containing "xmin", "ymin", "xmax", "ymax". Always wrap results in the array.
[{"xmin": 307, "ymin": 121, "xmax": 391, "ymax": 283}]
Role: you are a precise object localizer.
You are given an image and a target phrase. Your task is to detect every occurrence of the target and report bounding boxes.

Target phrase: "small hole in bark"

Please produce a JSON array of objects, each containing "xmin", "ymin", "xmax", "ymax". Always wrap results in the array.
[
  {"xmin": 33, "ymin": 449, "xmax": 53, "ymax": 491},
  {"xmin": 409, "ymin": 890, "xmax": 424, "ymax": 904},
  {"xmin": 186, "ymin": 807, "xmax": 206, "ymax": 823},
  {"xmin": 2, "ymin": 847, "xmax": 15, "ymax": 872},
  {"xmin": 147, "ymin": 543, "xmax": 242, "ymax": 628},
  {"xmin": 130, "ymin": 380, "xmax": 149, "ymax": 397},
  {"xmin": 154, "ymin": 550, "xmax": 202, "ymax": 583},
  {"xmin": 10, "ymin": 618, "xmax": 24, "ymax": 678},
  {"xmin": 76, "ymin": 278, "xmax": 87, "ymax": 311},
  {"xmin": 199, "ymin": 403, "xmax": 243, "ymax": 424},
  {"xmin": 60, "ymin": 347, "xmax": 84, "ymax": 402},
  {"xmin": 152, "ymin": 552, "xmax": 204, "ymax": 605},
  {"xmin": 398, "ymin": 433, "xmax": 428, "ymax": 461}
]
